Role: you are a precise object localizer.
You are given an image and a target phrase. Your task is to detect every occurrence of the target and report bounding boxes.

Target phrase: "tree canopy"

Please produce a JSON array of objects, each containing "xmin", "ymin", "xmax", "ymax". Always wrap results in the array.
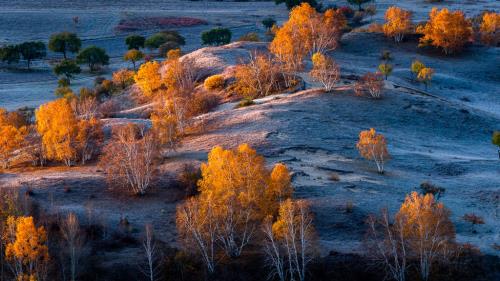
[
  {"xmin": 201, "ymin": 28, "xmax": 232, "ymax": 46},
  {"xmin": 76, "ymin": 46, "xmax": 110, "ymax": 71},
  {"xmin": 125, "ymin": 34, "xmax": 146, "ymax": 50},
  {"xmin": 48, "ymin": 32, "xmax": 81, "ymax": 59}
]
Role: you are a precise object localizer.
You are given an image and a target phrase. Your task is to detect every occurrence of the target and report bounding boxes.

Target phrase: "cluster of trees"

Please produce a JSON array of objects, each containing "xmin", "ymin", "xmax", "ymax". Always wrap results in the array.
[
  {"xmin": 201, "ymin": 28, "xmax": 232, "ymax": 46},
  {"xmin": 380, "ymin": 6, "xmax": 499, "ymax": 54},
  {"xmin": 176, "ymin": 144, "xmax": 318, "ymax": 280},
  {"xmin": 0, "ymin": 41, "xmax": 46, "ymax": 68}
]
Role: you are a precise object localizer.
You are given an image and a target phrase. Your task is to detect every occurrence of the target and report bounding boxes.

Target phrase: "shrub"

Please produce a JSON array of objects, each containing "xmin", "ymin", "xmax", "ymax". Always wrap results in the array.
[
  {"xmin": 479, "ymin": 12, "xmax": 500, "ymax": 46},
  {"xmin": 262, "ymin": 17, "xmax": 277, "ymax": 30},
  {"xmin": 354, "ymin": 72, "xmax": 384, "ymax": 98},
  {"xmin": 237, "ymin": 98, "xmax": 255, "ymax": 108},
  {"xmin": 419, "ymin": 181, "xmax": 445, "ymax": 199},
  {"xmin": 238, "ymin": 32, "xmax": 260, "ymax": 42},
  {"xmin": 112, "ymin": 69, "xmax": 135, "ymax": 90},
  {"xmin": 201, "ymin": 28, "xmax": 232, "ymax": 46},
  {"xmin": 204, "ymin": 75, "xmax": 225, "ymax": 91}
]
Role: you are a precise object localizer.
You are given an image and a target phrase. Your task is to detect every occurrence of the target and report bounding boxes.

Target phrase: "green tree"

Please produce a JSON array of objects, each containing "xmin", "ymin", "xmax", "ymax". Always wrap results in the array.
[
  {"xmin": 159, "ymin": 42, "xmax": 180, "ymax": 57},
  {"xmin": 123, "ymin": 49, "xmax": 144, "ymax": 70},
  {"xmin": 378, "ymin": 63, "xmax": 393, "ymax": 80},
  {"xmin": 125, "ymin": 35, "xmax": 145, "ymax": 50},
  {"xmin": 53, "ymin": 59, "xmax": 81, "ymax": 82},
  {"xmin": 347, "ymin": 0, "xmax": 371, "ymax": 11},
  {"xmin": 145, "ymin": 33, "xmax": 168, "ymax": 50},
  {"xmin": 48, "ymin": 32, "xmax": 81, "ymax": 59},
  {"xmin": 18, "ymin": 41, "xmax": 46, "ymax": 69},
  {"xmin": 160, "ymin": 30, "xmax": 186, "ymax": 46},
  {"xmin": 0, "ymin": 45, "xmax": 20, "ymax": 64},
  {"xmin": 76, "ymin": 46, "xmax": 109, "ymax": 71},
  {"xmin": 201, "ymin": 28, "xmax": 232, "ymax": 46},
  {"xmin": 262, "ymin": 17, "xmax": 277, "ymax": 30},
  {"xmin": 274, "ymin": 0, "xmax": 317, "ymax": 10}
]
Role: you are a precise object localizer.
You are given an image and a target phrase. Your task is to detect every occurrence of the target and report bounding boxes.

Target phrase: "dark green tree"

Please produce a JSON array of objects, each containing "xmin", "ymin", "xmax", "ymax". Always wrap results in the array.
[
  {"xmin": 48, "ymin": 32, "xmax": 82, "ymax": 59},
  {"xmin": 53, "ymin": 59, "xmax": 81, "ymax": 82},
  {"xmin": 262, "ymin": 17, "xmax": 277, "ymax": 31},
  {"xmin": 0, "ymin": 45, "xmax": 20, "ymax": 64},
  {"xmin": 274, "ymin": 0, "xmax": 317, "ymax": 10},
  {"xmin": 18, "ymin": 41, "xmax": 46, "ymax": 69},
  {"xmin": 347, "ymin": 0, "xmax": 371, "ymax": 11},
  {"xmin": 125, "ymin": 35, "xmax": 146, "ymax": 50},
  {"xmin": 145, "ymin": 33, "xmax": 168, "ymax": 50},
  {"xmin": 76, "ymin": 46, "xmax": 109, "ymax": 71},
  {"xmin": 160, "ymin": 30, "xmax": 186, "ymax": 46},
  {"xmin": 201, "ymin": 28, "xmax": 232, "ymax": 46}
]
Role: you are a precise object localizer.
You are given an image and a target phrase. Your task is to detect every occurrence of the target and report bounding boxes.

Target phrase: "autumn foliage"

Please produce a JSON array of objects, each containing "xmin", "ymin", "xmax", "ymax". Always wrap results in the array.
[
  {"xmin": 233, "ymin": 53, "xmax": 280, "ymax": 99},
  {"xmin": 479, "ymin": 12, "xmax": 500, "ymax": 46},
  {"xmin": 383, "ymin": 6, "xmax": 413, "ymax": 43},
  {"xmin": 0, "ymin": 109, "xmax": 28, "ymax": 169},
  {"xmin": 203, "ymin": 74, "xmax": 225, "ymax": 91},
  {"xmin": 417, "ymin": 8, "xmax": 473, "ymax": 54},
  {"xmin": 134, "ymin": 61, "xmax": 163, "ymax": 97},
  {"xmin": 356, "ymin": 128, "xmax": 390, "ymax": 173},
  {"xmin": 176, "ymin": 144, "xmax": 293, "ymax": 272},
  {"xmin": 310, "ymin": 52, "xmax": 340, "ymax": 92},
  {"xmin": 270, "ymin": 3, "xmax": 346, "ymax": 72},
  {"xmin": 354, "ymin": 72, "xmax": 384, "ymax": 99}
]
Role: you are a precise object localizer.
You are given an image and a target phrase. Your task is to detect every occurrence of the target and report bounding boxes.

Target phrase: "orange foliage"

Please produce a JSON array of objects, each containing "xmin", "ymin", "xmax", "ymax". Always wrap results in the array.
[
  {"xmin": 383, "ymin": 6, "xmax": 412, "ymax": 43},
  {"xmin": 417, "ymin": 67, "xmax": 434, "ymax": 90},
  {"xmin": 417, "ymin": 8, "xmax": 473, "ymax": 54},
  {"xmin": 112, "ymin": 69, "xmax": 135, "ymax": 90},
  {"xmin": 270, "ymin": 3, "xmax": 345, "ymax": 72},
  {"xmin": 134, "ymin": 61, "xmax": 163, "ymax": 97},
  {"xmin": 480, "ymin": 12, "xmax": 500, "ymax": 46},
  {"xmin": 233, "ymin": 53, "xmax": 280, "ymax": 99},
  {"xmin": 150, "ymin": 104, "xmax": 179, "ymax": 151},
  {"xmin": 204, "ymin": 74, "xmax": 225, "ymax": 91},
  {"xmin": 5, "ymin": 216, "xmax": 49, "ymax": 281},
  {"xmin": 310, "ymin": 52, "xmax": 340, "ymax": 92},
  {"xmin": 356, "ymin": 128, "xmax": 390, "ymax": 173},
  {"xmin": 0, "ymin": 108, "xmax": 28, "ymax": 169}
]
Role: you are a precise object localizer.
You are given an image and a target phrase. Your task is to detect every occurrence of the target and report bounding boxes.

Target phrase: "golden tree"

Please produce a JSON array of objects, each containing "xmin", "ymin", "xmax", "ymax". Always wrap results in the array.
[
  {"xmin": 263, "ymin": 199, "xmax": 317, "ymax": 281},
  {"xmin": 0, "ymin": 125, "xmax": 27, "ymax": 169},
  {"xmin": 5, "ymin": 216, "xmax": 49, "ymax": 281},
  {"xmin": 410, "ymin": 60, "xmax": 425, "ymax": 80},
  {"xmin": 35, "ymin": 98, "xmax": 79, "ymax": 166},
  {"xmin": 233, "ymin": 52, "xmax": 280, "ymax": 99},
  {"xmin": 396, "ymin": 192, "xmax": 455, "ymax": 281},
  {"xmin": 310, "ymin": 52, "xmax": 340, "ymax": 92},
  {"xmin": 204, "ymin": 74, "xmax": 225, "ymax": 91},
  {"xmin": 270, "ymin": 3, "xmax": 345, "ymax": 74},
  {"xmin": 75, "ymin": 118, "xmax": 103, "ymax": 165},
  {"xmin": 383, "ymin": 6, "xmax": 413, "ymax": 43},
  {"xmin": 417, "ymin": 8, "xmax": 473, "ymax": 54},
  {"xmin": 417, "ymin": 67, "xmax": 434, "ymax": 90},
  {"xmin": 177, "ymin": 144, "xmax": 293, "ymax": 263},
  {"xmin": 150, "ymin": 104, "xmax": 179, "ymax": 151},
  {"xmin": 356, "ymin": 128, "xmax": 390, "ymax": 173},
  {"xmin": 123, "ymin": 49, "xmax": 144, "ymax": 70},
  {"xmin": 479, "ymin": 12, "xmax": 500, "ymax": 46},
  {"xmin": 134, "ymin": 61, "xmax": 163, "ymax": 97}
]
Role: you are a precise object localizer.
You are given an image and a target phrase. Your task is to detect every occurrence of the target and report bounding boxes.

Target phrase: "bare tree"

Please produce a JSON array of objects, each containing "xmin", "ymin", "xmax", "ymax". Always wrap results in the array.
[
  {"xmin": 176, "ymin": 198, "xmax": 217, "ymax": 274},
  {"xmin": 366, "ymin": 210, "xmax": 408, "ymax": 281},
  {"xmin": 99, "ymin": 124, "xmax": 158, "ymax": 195},
  {"xmin": 354, "ymin": 72, "xmax": 384, "ymax": 99},
  {"xmin": 141, "ymin": 224, "xmax": 161, "ymax": 281},
  {"xmin": 60, "ymin": 212, "xmax": 84, "ymax": 281},
  {"xmin": 262, "ymin": 216, "xmax": 285, "ymax": 281},
  {"xmin": 234, "ymin": 52, "xmax": 280, "ymax": 99}
]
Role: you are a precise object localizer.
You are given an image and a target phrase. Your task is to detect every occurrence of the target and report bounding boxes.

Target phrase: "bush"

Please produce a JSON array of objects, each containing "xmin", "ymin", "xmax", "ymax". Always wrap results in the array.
[
  {"xmin": 237, "ymin": 98, "xmax": 255, "ymax": 108},
  {"xmin": 159, "ymin": 41, "xmax": 180, "ymax": 57},
  {"xmin": 238, "ymin": 32, "xmax": 260, "ymax": 42},
  {"xmin": 262, "ymin": 17, "xmax": 277, "ymax": 30},
  {"xmin": 58, "ymin": 78, "xmax": 70, "ymax": 87},
  {"xmin": 204, "ymin": 75, "xmax": 225, "ymax": 91},
  {"xmin": 189, "ymin": 93, "xmax": 220, "ymax": 116},
  {"xmin": 177, "ymin": 164, "xmax": 202, "ymax": 198},
  {"xmin": 420, "ymin": 181, "xmax": 446, "ymax": 199},
  {"xmin": 338, "ymin": 6, "xmax": 354, "ymax": 18},
  {"xmin": 201, "ymin": 28, "xmax": 232, "ymax": 46}
]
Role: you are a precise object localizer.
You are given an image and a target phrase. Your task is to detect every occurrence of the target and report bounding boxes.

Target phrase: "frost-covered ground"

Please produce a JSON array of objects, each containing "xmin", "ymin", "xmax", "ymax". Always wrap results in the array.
[{"xmin": 0, "ymin": 0, "xmax": 499, "ymax": 267}]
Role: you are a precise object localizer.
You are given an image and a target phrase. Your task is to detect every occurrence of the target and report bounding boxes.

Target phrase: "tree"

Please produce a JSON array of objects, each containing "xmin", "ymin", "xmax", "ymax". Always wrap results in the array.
[
  {"xmin": 158, "ymin": 41, "xmax": 180, "ymax": 58},
  {"xmin": 150, "ymin": 106, "xmax": 180, "ymax": 151},
  {"xmin": 0, "ymin": 109, "xmax": 28, "ymax": 169},
  {"xmin": 0, "ymin": 45, "xmax": 20, "ymax": 64},
  {"xmin": 410, "ymin": 60, "xmax": 425, "ymax": 81},
  {"xmin": 417, "ymin": 8, "xmax": 473, "ymax": 55},
  {"xmin": 383, "ymin": 6, "xmax": 413, "ymax": 43},
  {"xmin": 310, "ymin": 52, "xmax": 340, "ymax": 92},
  {"xmin": 112, "ymin": 69, "xmax": 135, "ymax": 90},
  {"xmin": 144, "ymin": 31, "xmax": 185, "ymax": 52},
  {"xmin": 60, "ymin": 213, "xmax": 84, "ymax": 281},
  {"xmin": 5, "ymin": 216, "xmax": 49, "ymax": 281},
  {"xmin": 35, "ymin": 98, "xmax": 79, "ymax": 166},
  {"xmin": 378, "ymin": 63, "xmax": 393, "ymax": 80},
  {"xmin": 274, "ymin": 0, "xmax": 317, "ymax": 10},
  {"xmin": 492, "ymin": 131, "xmax": 500, "ymax": 158},
  {"xmin": 356, "ymin": 128, "xmax": 390, "ymax": 174},
  {"xmin": 18, "ymin": 41, "xmax": 46, "ymax": 69},
  {"xmin": 201, "ymin": 28, "xmax": 232, "ymax": 46},
  {"xmin": 417, "ymin": 67, "xmax": 434, "ymax": 90},
  {"xmin": 123, "ymin": 49, "xmax": 144, "ymax": 70},
  {"xmin": 145, "ymin": 33, "xmax": 169, "ymax": 51},
  {"xmin": 134, "ymin": 61, "xmax": 163, "ymax": 97},
  {"xmin": 262, "ymin": 17, "xmax": 277, "ymax": 30},
  {"xmin": 53, "ymin": 59, "xmax": 81, "ymax": 83},
  {"xmin": 347, "ymin": 0, "xmax": 371, "ymax": 11},
  {"xmin": 48, "ymin": 32, "xmax": 81, "ymax": 59},
  {"xmin": 270, "ymin": 3, "xmax": 346, "ymax": 74},
  {"xmin": 75, "ymin": 118, "xmax": 103, "ymax": 165},
  {"xmin": 396, "ymin": 192, "xmax": 455, "ymax": 281},
  {"xmin": 479, "ymin": 12, "xmax": 500, "ymax": 46},
  {"xmin": 99, "ymin": 124, "xmax": 158, "ymax": 195},
  {"xmin": 76, "ymin": 46, "xmax": 109, "ymax": 71},
  {"xmin": 125, "ymin": 35, "xmax": 146, "ymax": 50},
  {"xmin": 233, "ymin": 52, "xmax": 280, "ymax": 99},
  {"xmin": 354, "ymin": 72, "xmax": 384, "ymax": 98},
  {"xmin": 141, "ymin": 224, "xmax": 161, "ymax": 281},
  {"xmin": 263, "ymin": 199, "xmax": 317, "ymax": 281}
]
